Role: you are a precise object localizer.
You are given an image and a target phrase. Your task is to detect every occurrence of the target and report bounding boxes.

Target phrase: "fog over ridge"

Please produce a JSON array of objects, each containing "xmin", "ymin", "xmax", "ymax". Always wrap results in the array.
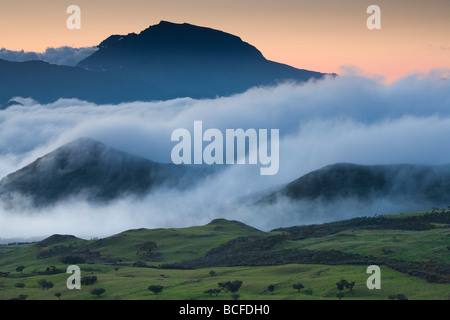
[{"xmin": 1, "ymin": 69, "xmax": 450, "ymax": 239}]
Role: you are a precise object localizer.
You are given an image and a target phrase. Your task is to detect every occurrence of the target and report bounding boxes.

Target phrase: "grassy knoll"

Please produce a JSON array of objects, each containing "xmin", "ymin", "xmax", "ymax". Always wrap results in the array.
[{"xmin": 0, "ymin": 211, "xmax": 448, "ymax": 300}]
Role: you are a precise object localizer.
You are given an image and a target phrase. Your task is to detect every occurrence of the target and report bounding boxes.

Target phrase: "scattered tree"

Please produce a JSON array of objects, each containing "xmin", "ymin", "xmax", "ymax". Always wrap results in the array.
[
  {"xmin": 38, "ymin": 279, "xmax": 54, "ymax": 290},
  {"xmin": 389, "ymin": 293, "xmax": 408, "ymax": 300},
  {"xmin": 209, "ymin": 270, "xmax": 217, "ymax": 277},
  {"xmin": 16, "ymin": 266, "xmax": 25, "ymax": 274},
  {"xmin": 18, "ymin": 294, "xmax": 28, "ymax": 300},
  {"xmin": 267, "ymin": 284, "xmax": 275, "ymax": 295},
  {"xmin": 148, "ymin": 285, "xmax": 164, "ymax": 295},
  {"xmin": 14, "ymin": 283, "xmax": 25, "ymax": 288},
  {"xmin": 336, "ymin": 279, "xmax": 347, "ymax": 292},
  {"xmin": 304, "ymin": 288, "xmax": 313, "ymax": 296},
  {"xmin": 336, "ymin": 279, "xmax": 346, "ymax": 300},
  {"xmin": 55, "ymin": 293, "xmax": 62, "ymax": 300},
  {"xmin": 396, "ymin": 294, "xmax": 408, "ymax": 300},
  {"xmin": 91, "ymin": 288, "xmax": 106, "ymax": 297},
  {"xmin": 231, "ymin": 293, "xmax": 240, "ymax": 301},
  {"xmin": 293, "ymin": 283, "xmax": 305, "ymax": 293}
]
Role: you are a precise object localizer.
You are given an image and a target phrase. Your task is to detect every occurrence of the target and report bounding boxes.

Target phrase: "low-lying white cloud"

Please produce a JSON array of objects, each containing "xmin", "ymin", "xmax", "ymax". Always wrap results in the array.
[
  {"xmin": 0, "ymin": 46, "xmax": 98, "ymax": 66},
  {"xmin": 0, "ymin": 69, "xmax": 449, "ymax": 239}
]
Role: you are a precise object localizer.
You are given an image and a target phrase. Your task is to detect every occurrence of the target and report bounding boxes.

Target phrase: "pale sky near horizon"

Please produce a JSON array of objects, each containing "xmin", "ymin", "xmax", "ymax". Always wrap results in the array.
[{"xmin": 0, "ymin": 0, "xmax": 449, "ymax": 82}]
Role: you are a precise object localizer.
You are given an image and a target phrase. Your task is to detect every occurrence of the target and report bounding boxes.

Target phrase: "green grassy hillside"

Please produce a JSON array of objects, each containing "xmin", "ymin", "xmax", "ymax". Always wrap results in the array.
[{"xmin": 0, "ymin": 211, "xmax": 448, "ymax": 300}]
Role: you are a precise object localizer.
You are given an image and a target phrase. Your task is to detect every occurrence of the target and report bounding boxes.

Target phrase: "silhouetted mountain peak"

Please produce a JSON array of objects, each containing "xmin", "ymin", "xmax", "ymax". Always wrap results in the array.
[
  {"xmin": 78, "ymin": 21, "xmax": 265, "ymax": 71},
  {"xmin": 0, "ymin": 22, "xmax": 328, "ymax": 104}
]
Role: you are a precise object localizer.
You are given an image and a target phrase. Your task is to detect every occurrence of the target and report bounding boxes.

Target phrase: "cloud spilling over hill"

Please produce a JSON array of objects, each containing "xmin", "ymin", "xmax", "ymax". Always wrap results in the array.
[
  {"xmin": 0, "ymin": 70, "xmax": 449, "ymax": 238},
  {"xmin": 0, "ymin": 138, "xmax": 209, "ymax": 208}
]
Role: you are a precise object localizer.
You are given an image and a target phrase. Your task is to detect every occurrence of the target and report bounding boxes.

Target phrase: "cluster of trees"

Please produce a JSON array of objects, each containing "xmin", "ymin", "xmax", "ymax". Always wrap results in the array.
[
  {"xmin": 40, "ymin": 266, "xmax": 62, "ymax": 275},
  {"xmin": 388, "ymin": 293, "xmax": 408, "ymax": 300},
  {"xmin": 266, "ymin": 282, "xmax": 313, "ymax": 296},
  {"xmin": 204, "ymin": 289, "xmax": 221, "ymax": 296},
  {"xmin": 219, "ymin": 280, "xmax": 243, "ymax": 300},
  {"xmin": 203, "ymin": 280, "xmax": 243, "ymax": 300},
  {"xmin": 336, "ymin": 278, "xmax": 355, "ymax": 300},
  {"xmin": 9, "ymin": 294, "xmax": 28, "ymax": 300},
  {"xmin": 81, "ymin": 275, "xmax": 98, "ymax": 286},
  {"xmin": 8, "ymin": 263, "xmax": 107, "ymax": 299},
  {"xmin": 203, "ymin": 280, "xmax": 314, "ymax": 298},
  {"xmin": 218, "ymin": 281, "xmax": 243, "ymax": 294}
]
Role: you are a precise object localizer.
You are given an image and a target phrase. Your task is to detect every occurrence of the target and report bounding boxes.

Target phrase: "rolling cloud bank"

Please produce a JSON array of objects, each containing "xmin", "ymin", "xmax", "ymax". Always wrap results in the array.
[{"xmin": 0, "ymin": 69, "xmax": 449, "ymax": 239}]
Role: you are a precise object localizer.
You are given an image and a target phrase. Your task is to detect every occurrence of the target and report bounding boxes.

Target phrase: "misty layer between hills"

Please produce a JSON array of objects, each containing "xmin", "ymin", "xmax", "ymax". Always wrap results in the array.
[
  {"xmin": 1, "ymin": 136, "xmax": 450, "ymax": 239},
  {"xmin": 0, "ymin": 138, "xmax": 212, "ymax": 208}
]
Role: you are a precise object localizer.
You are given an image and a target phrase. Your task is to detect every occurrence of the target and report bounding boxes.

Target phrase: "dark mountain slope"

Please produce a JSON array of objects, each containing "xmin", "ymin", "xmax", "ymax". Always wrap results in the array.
[
  {"xmin": 0, "ymin": 138, "xmax": 205, "ymax": 207},
  {"xmin": 276, "ymin": 163, "xmax": 450, "ymax": 205}
]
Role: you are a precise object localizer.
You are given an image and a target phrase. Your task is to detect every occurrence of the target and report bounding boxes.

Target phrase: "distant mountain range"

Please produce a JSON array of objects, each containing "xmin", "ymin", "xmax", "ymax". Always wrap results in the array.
[
  {"xmin": 0, "ymin": 21, "xmax": 330, "ymax": 106},
  {"xmin": 0, "ymin": 138, "xmax": 208, "ymax": 207},
  {"xmin": 1, "ymin": 138, "xmax": 450, "ymax": 211}
]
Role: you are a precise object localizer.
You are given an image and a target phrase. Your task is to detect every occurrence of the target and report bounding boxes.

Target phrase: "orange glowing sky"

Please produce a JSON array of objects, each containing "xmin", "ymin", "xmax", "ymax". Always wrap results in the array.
[{"xmin": 0, "ymin": 0, "xmax": 449, "ymax": 82}]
